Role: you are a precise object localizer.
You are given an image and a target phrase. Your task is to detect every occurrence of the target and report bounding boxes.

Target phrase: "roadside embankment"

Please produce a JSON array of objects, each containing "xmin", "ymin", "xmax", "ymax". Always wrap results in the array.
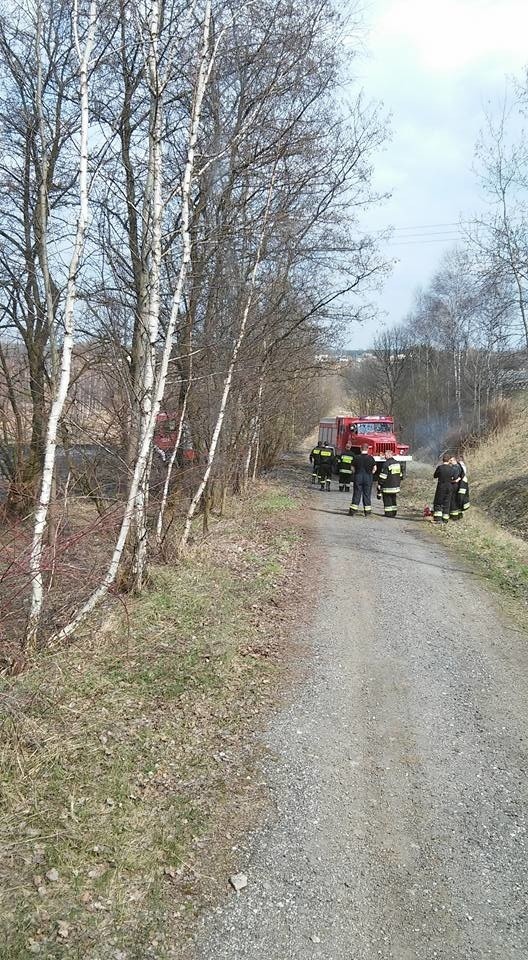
[
  {"xmin": 0, "ymin": 481, "xmax": 310, "ymax": 960},
  {"xmin": 404, "ymin": 399, "xmax": 528, "ymax": 629},
  {"xmin": 468, "ymin": 394, "xmax": 528, "ymax": 542}
]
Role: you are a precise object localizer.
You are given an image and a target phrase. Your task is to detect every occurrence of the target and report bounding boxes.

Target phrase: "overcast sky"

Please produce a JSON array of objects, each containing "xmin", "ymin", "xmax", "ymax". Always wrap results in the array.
[{"xmin": 348, "ymin": 0, "xmax": 528, "ymax": 348}]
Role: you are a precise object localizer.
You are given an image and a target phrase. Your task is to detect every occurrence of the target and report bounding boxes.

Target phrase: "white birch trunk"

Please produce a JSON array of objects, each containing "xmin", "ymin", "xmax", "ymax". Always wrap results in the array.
[
  {"xmin": 48, "ymin": 0, "xmax": 213, "ymax": 644},
  {"xmin": 35, "ymin": 0, "xmax": 58, "ymax": 382},
  {"xmin": 25, "ymin": 0, "xmax": 97, "ymax": 649},
  {"xmin": 130, "ymin": 0, "xmax": 164, "ymax": 591},
  {"xmin": 178, "ymin": 171, "xmax": 277, "ymax": 553}
]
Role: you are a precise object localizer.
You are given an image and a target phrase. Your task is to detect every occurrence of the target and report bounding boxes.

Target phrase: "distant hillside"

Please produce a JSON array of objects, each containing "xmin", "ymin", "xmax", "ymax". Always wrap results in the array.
[{"xmin": 469, "ymin": 394, "xmax": 528, "ymax": 542}]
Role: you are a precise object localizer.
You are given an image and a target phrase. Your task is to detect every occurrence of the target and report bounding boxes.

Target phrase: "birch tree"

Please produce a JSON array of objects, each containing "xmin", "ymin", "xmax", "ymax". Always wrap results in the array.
[
  {"xmin": 25, "ymin": 0, "xmax": 98, "ymax": 648},
  {"xmin": 48, "ymin": 0, "xmax": 214, "ymax": 641},
  {"xmin": 472, "ymin": 107, "xmax": 528, "ymax": 350},
  {"xmin": 0, "ymin": 0, "xmax": 77, "ymax": 510},
  {"xmin": 128, "ymin": 0, "xmax": 164, "ymax": 591},
  {"xmin": 1, "ymin": 0, "xmax": 391, "ymax": 651},
  {"xmin": 179, "ymin": 167, "xmax": 277, "ymax": 552}
]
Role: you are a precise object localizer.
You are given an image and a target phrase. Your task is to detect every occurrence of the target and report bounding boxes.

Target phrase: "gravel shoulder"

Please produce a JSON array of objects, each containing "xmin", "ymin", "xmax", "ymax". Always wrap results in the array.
[{"xmin": 192, "ymin": 484, "xmax": 528, "ymax": 960}]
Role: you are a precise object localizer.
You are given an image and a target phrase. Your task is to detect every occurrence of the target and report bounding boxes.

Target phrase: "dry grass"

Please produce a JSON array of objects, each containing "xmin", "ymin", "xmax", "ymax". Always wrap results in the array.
[
  {"xmin": 404, "ymin": 403, "xmax": 528, "ymax": 630},
  {"xmin": 466, "ymin": 393, "xmax": 528, "ymax": 541},
  {"xmin": 0, "ymin": 482, "xmax": 306, "ymax": 960}
]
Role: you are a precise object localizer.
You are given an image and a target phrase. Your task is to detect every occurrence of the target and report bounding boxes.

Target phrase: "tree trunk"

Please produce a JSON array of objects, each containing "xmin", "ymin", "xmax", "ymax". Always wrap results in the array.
[
  {"xmin": 47, "ymin": 0, "xmax": 214, "ymax": 644},
  {"xmin": 178, "ymin": 168, "xmax": 277, "ymax": 553},
  {"xmin": 25, "ymin": 0, "xmax": 98, "ymax": 650}
]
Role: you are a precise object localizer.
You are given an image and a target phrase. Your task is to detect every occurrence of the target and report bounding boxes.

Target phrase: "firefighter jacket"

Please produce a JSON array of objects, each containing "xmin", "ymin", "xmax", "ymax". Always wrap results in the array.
[
  {"xmin": 454, "ymin": 461, "xmax": 470, "ymax": 512},
  {"xmin": 378, "ymin": 457, "xmax": 402, "ymax": 493},
  {"xmin": 451, "ymin": 461, "xmax": 464, "ymax": 486},
  {"xmin": 433, "ymin": 462, "xmax": 456, "ymax": 491},
  {"xmin": 452, "ymin": 460, "xmax": 469, "ymax": 514},
  {"xmin": 309, "ymin": 446, "xmax": 321, "ymax": 465},
  {"xmin": 433, "ymin": 462, "xmax": 456, "ymax": 519},
  {"xmin": 337, "ymin": 452, "xmax": 354, "ymax": 475},
  {"xmin": 318, "ymin": 447, "xmax": 334, "ymax": 470}
]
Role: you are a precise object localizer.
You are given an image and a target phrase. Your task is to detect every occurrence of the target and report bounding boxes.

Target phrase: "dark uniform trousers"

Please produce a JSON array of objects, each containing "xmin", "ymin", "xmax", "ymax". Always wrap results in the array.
[
  {"xmin": 350, "ymin": 473, "xmax": 373, "ymax": 514},
  {"xmin": 309, "ymin": 447, "xmax": 321, "ymax": 484},
  {"xmin": 338, "ymin": 453, "xmax": 354, "ymax": 491},
  {"xmin": 378, "ymin": 459, "xmax": 402, "ymax": 517},
  {"xmin": 433, "ymin": 485, "xmax": 452, "ymax": 522}
]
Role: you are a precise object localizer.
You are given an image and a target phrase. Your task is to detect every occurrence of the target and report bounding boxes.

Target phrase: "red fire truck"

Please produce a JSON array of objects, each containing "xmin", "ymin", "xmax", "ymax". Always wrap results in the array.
[{"xmin": 318, "ymin": 415, "xmax": 411, "ymax": 475}]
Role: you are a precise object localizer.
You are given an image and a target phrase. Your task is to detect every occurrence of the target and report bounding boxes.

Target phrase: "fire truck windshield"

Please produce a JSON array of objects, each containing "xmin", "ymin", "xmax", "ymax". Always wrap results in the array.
[{"xmin": 356, "ymin": 422, "xmax": 392, "ymax": 434}]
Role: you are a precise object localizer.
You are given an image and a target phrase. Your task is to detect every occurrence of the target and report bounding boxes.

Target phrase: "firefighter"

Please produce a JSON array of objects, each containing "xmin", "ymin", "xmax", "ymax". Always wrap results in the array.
[
  {"xmin": 337, "ymin": 443, "xmax": 354, "ymax": 492},
  {"xmin": 448, "ymin": 456, "xmax": 463, "ymax": 520},
  {"xmin": 449, "ymin": 455, "xmax": 470, "ymax": 519},
  {"xmin": 377, "ymin": 449, "xmax": 402, "ymax": 517},
  {"xmin": 349, "ymin": 444, "xmax": 376, "ymax": 516},
  {"xmin": 309, "ymin": 442, "xmax": 322, "ymax": 485},
  {"xmin": 433, "ymin": 452, "xmax": 456, "ymax": 524},
  {"xmin": 458, "ymin": 458, "xmax": 470, "ymax": 515},
  {"xmin": 318, "ymin": 442, "xmax": 334, "ymax": 492}
]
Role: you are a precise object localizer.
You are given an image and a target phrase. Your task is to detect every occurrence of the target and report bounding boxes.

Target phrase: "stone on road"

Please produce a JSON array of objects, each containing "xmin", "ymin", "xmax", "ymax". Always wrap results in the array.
[{"xmin": 194, "ymin": 490, "xmax": 528, "ymax": 959}]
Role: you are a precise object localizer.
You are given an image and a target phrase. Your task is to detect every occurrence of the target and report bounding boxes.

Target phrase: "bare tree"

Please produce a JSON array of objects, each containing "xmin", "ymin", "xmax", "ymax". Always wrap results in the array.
[
  {"xmin": 0, "ymin": 0, "xmax": 78, "ymax": 509},
  {"xmin": 471, "ymin": 104, "xmax": 528, "ymax": 350},
  {"xmin": 48, "ymin": 0, "xmax": 214, "ymax": 641},
  {"xmin": 25, "ymin": 0, "xmax": 98, "ymax": 648}
]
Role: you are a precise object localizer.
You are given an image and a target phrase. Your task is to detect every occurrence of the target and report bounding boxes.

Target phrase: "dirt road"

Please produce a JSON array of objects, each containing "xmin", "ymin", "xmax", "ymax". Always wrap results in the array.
[{"xmin": 193, "ymin": 481, "xmax": 528, "ymax": 959}]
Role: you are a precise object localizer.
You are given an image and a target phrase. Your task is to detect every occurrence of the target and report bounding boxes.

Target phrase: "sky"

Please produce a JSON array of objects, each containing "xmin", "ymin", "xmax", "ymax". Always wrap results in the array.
[{"xmin": 347, "ymin": 0, "xmax": 528, "ymax": 348}]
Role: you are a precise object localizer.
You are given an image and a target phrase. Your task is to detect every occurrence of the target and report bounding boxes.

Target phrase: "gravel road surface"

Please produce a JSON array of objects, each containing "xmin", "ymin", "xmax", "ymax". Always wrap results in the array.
[{"xmin": 193, "ymin": 484, "xmax": 528, "ymax": 959}]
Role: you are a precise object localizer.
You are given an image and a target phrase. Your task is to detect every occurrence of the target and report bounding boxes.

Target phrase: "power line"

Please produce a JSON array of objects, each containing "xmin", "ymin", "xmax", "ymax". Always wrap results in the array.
[
  {"xmin": 385, "ymin": 236, "xmax": 464, "ymax": 246},
  {"xmin": 384, "ymin": 232, "xmax": 464, "ymax": 241},
  {"xmin": 389, "ymin": 221, "xmax": 464, "ymax": 232}
]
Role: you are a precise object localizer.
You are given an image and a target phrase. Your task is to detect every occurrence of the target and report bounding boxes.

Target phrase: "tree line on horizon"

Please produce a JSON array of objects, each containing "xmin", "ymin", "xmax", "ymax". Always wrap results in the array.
[{"xmin": 346, "ymin": 79, "xmax": 528, "ymax": 453}]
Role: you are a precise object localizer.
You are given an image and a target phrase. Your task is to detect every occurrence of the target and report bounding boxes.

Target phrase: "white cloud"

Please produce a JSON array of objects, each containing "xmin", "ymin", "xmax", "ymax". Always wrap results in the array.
[{"xmin": 371, "ymin": 0, "xmax": 528, "ymax": 74}]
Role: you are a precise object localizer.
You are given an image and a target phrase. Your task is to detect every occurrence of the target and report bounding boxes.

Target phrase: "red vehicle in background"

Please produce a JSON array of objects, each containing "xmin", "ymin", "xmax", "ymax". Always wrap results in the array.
[
  {"xmin": 318, "ymin": 415, "xmax": 412, "ymax": 475},
  {"xmin": 153, "ymin": 413, "xmax": 197, "ymax": 463}
]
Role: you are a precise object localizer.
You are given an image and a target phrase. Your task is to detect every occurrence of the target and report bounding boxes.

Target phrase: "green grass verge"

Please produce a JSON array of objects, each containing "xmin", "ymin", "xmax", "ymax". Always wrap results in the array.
[
  {"xmin": 0, "ymin": 481, "xmax": 302, "ymax": 960},
  {"xmin": 405, "ymin": 469, "xmax": 528, "ymax": 627}
]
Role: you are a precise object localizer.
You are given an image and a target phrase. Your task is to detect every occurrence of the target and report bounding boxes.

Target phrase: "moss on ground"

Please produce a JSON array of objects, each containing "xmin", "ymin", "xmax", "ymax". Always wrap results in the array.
[{"xmin": 0, "ymin": 482, "xmax": 304, "ymax": 960}]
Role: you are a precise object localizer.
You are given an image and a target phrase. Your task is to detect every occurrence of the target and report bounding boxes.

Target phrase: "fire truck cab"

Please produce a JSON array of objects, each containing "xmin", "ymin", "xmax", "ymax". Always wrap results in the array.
[{"xmin": 318, "ymin": 415, "xmax": 411, "ymax": 475}]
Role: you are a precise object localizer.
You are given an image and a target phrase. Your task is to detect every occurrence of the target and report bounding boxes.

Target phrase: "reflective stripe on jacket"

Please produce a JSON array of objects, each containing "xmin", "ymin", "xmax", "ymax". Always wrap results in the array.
[
  {"xmin": 378, "ymin": 458, "xmax": 401, "ymax": 493},
  {"xmin": 338, "ymin": 453, "xmax": 354, "ymax": 473}
]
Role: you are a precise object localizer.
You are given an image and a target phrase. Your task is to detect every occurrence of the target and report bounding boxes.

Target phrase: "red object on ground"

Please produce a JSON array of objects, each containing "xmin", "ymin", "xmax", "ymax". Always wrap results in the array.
[{"xmin": 318, "ymin": 415, "xmax": 412, "ymax": 466}]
